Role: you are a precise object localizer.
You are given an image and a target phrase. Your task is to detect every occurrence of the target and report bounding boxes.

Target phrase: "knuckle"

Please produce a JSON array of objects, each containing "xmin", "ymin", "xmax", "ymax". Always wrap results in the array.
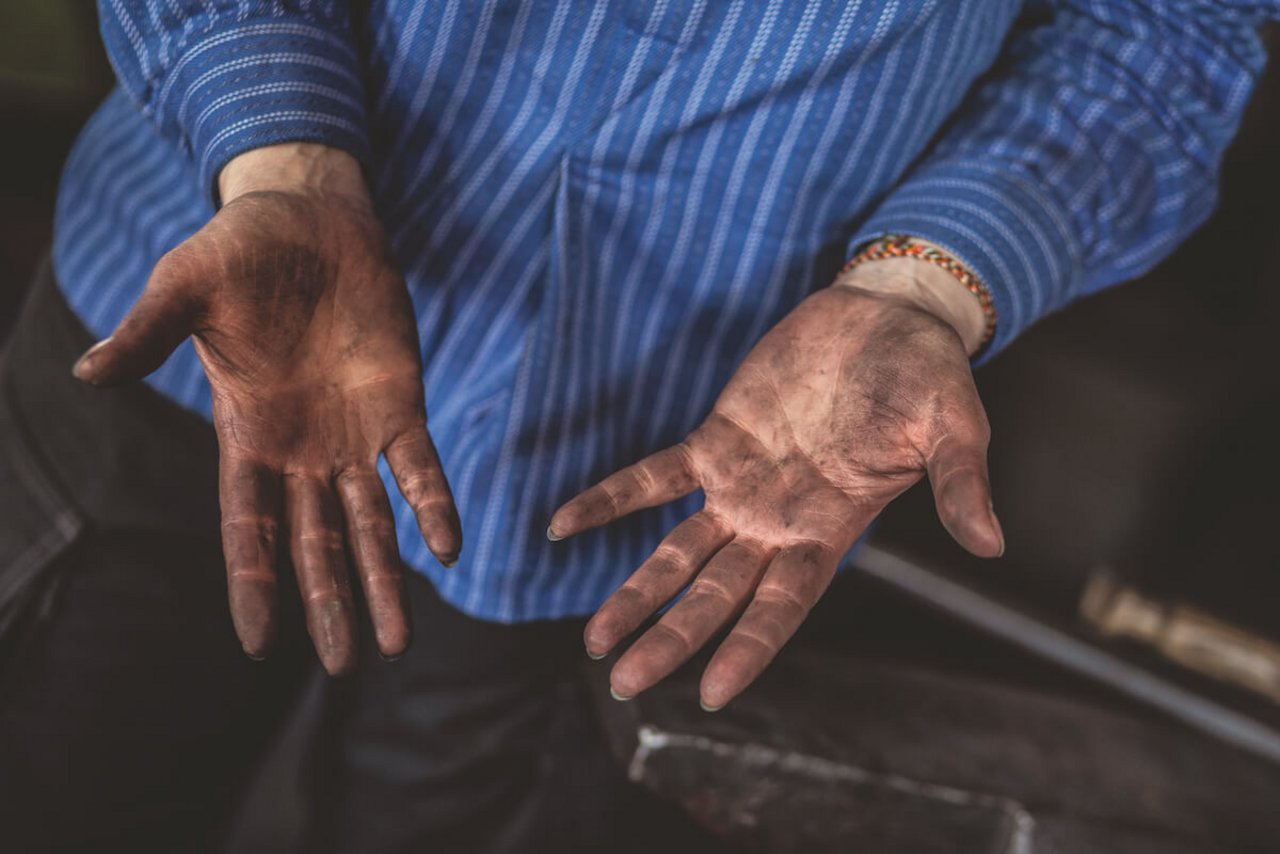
[
  {"xmin": 649, "ymin": 541, "xmax": 691, "ymax": 569},
  {"xmin": 227, "ymin": 568, "xmax": 277, "ymax": 584},
  {"xmin": 400, "ymin": 472, "xmax": 442, "ymax": 505},
  {"xmin": 297, "ymin": 528, "xmax": 345, "ymax": 553},
  {"xmin": 629, "ymin": 463, "xmax": 658, "ymax": 496},
  {"xmin": 334, "ymin": 466, "xmax": 371, "ymax": 489},
  {"xmin": 597, "ymin": 482, "xmax": 626, "ymax": 517},
  {"xmin": 222, "ymin": 515, "xmax": 279, "ymax": 549},
  {"xmin": 360, "ymin": 566, "xmax": 404, "ymax": 585},
  {"xmin": 687, "ymin": 577, "xmax": 735, "ymax": 604},
  {"xmin": 650, "ymin": 622, "xmax": 693, "ymax": 656},
  {"xmin": 389, "ymin": 428, "xmax": 430, "ymax": 457},
  {"xmin": 305, "ymin": 586, "xmax": 354, "ymax": 604},
  {"xmin": 673, "ymin": 440, "xmax": 697, "ymax": 469},
  {"xmin": 729, "ymin": 625, "xmax": 779, "ymax": 654},
  {"xmin": 754, "ymin": 584, "xmax": 810, "ymax": 617},
  {"xmin": 611, "ymin": 583, "xmax": 652, "ymax": 612},
  {"xmin": 352, "ymin": 518, "xmax": 396, "ymax": 539}
]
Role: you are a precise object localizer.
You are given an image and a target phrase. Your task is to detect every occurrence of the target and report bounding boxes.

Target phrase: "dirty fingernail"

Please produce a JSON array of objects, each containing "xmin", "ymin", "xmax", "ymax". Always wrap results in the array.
[
  {"xmin": 546, "ymin": 526, "xmax": 563, "ymax": 542},
  {"xmin": 72, "ymin": 337, "xmax": 112, "ymax": 380},
  {"xmin": 989, "ymin": 502, "xmax": 1005, "ymax": 557}
]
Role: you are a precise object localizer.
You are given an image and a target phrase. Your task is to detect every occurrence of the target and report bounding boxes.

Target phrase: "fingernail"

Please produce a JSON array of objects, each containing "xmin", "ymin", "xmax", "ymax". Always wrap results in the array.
[
  {"xmin": 441, "ymin": 556, "xmax": 458, "ymax": 569},
  {"xmin": 241, "ymin": 638, "xmax": 270, "ymax": 662},
  {"xmin": 71, "ymin": 337, "xmax": 111, "ymax": 380},
  {"xmin": 379, "ymin": 652, "xmax": 402, "ymax": 663},
  {"xmin": 546, "ymin": 526, "xmax": 563, "ymax": 542},
  {"xmin": 989, "ymin": 502, "xmax": 1005, "ymax": 557},
  {"xmin": 586, "ymin": 647, "xmax": 606, "ymax": 661},
  {"xmin": 700, "ymin": 699, "xmax": 723, "ymax": 713},
  {"xmin": 610, "ymin": 687, "xmax": 633, "ymax": 702}
]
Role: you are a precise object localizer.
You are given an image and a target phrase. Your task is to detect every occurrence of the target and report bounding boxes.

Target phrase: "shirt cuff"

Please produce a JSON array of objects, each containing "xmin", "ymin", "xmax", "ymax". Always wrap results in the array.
[
  {"xmin": 156, "ymin": 19, "xmax": 372, "ymax": 206},
  {"xmin": 847, "ymin": 162, "xmax": 1084, "ymax": 363}
]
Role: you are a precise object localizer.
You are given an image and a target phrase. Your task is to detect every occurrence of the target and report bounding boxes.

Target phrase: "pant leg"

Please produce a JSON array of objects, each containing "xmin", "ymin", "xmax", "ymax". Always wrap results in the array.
[
  {"xmin": 0, "ymin": 263, "xmax": 314, "ymax": 852},
  {"xmin": 308, "ymin": 572, "xmax": 721, "ymax": 854},
  {"xmin": 0, "ymin": 531, "xmax": 314, "ymax": 853}
]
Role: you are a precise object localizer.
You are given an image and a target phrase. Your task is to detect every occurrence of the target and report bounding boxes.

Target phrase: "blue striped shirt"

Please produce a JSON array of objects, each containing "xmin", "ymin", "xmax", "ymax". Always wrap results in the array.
[{"xmin": 55, "ymin": 1, "xmax": 1275, "ymax": 621}]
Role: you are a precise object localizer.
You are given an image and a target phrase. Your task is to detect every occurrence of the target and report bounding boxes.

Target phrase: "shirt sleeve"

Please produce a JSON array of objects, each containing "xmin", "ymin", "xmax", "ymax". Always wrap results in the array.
[
  {"xmin": 97, "ymin": 1, "xmax": 371, "ymax": 204},
  {"xmin": 848, "ymin": 0, "xmax": 1278, "ymax": 361}
]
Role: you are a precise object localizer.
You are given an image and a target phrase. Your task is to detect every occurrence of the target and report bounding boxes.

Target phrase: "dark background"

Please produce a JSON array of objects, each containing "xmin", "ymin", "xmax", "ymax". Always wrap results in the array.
[{"xmin": 0, "ymin": 1, "xmax": 110, "ymax": 326}]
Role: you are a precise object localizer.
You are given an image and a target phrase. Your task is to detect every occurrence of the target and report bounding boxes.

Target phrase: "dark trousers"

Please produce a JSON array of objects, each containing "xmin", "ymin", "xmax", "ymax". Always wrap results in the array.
[{"xmin": 0, "ymin": 262, "xmax": 705, "ymax": 852}]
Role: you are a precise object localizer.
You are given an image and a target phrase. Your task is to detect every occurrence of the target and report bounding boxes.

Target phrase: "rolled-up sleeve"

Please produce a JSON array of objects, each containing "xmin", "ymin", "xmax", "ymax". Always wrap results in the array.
[
  {"xmin": 849, "ymin": 0, "xmax": 1278, "ymax": 360},
  {"xmin": 98, "ymin": 1, "xmax": 370, "ymax": 203}
]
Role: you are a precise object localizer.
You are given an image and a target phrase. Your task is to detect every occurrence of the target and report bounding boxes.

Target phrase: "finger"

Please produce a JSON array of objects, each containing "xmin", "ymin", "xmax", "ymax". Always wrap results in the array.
[
  {"xmin": 926, "ymin": 435, "xmax": 1003, "ymax": 558},
  {"xmin": 72, "ymin": 260, "xmax": 202, "ymax": 385},
  {"xmin": 610, "ymin": 538, "xmax": 771, "ymax": 701},
  {"xmin": 385, "ymin": 427, "xmax": 462, "ymax": 566},
  {"xmin": 219, "ymin": 456, "xmax": 282, "ymax": 660},
  {"xmin": 700, "ymin": 542, "xmax": 839, "ymax": 711},
  {"xmin": 549, "ymin": 443, "xmax": 698, "ymax": 539},
  {"xmin": 285, "ymin": 473, "xmax": 359, "ymax": 675},
  {"xmin": 584, "ymin": 511, "xmax": 734, "ymax": 659},
  {"xmin": 336, "ymin": 467, "xmax": 412, "ymax": 659}
]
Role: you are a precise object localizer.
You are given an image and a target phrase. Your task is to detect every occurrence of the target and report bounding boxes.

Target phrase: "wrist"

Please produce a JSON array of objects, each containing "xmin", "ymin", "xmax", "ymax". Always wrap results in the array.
[
  {"xmin": 831, "ymin": 242, "xmax": 989, "ymax": 355},
  {"xmin": 217, "ymin": 143, "xmax": 369, "ymax": 206}
]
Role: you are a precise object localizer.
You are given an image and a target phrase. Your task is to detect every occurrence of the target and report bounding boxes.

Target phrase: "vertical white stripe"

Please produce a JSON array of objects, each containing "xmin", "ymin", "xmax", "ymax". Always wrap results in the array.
[
  {"xmin": 385, "ymin": 0, "xmax": 538, "ymax": 224},
  {"xmin": 513, "ymin": 0, "xmax": 681, "ymax": 617},
  {"xmin": 642, "ymin": 1, "xmax": 826, "ymax": 441}
]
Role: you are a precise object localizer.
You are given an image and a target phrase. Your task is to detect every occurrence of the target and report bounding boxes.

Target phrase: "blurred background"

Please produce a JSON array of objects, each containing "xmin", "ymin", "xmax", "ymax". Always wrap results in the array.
[
  {"xmin": 0, "ymin": 1, "xmax": 109, "ymax": 335},
  {"xmin": 2, "ymin": 3, "xmax": 1278, "ymax": 852}
]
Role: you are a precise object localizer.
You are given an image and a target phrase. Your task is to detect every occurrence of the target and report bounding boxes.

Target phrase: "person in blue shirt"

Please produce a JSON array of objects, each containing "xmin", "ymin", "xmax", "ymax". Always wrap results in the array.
[{"xmin": 0, "ymin": 1, "xmax": 1276, "ymax": 850}]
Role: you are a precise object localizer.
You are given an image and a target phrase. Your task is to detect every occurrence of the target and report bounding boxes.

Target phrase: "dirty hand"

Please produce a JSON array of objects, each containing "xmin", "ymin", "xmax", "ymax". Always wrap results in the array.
[
  {"xmin": 549, "ymin": 254, "xmax": 1002, "ymax": 710},
  {"xmin": 72, "ymin": 143, "xmax": 460, "ymax": 674}
]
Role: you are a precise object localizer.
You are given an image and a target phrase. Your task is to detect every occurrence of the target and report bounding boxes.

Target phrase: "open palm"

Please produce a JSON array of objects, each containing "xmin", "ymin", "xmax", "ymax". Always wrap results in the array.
[
  {"xmin": 74, "ymin": 184, "xmax": 460, "ymax": 674},
  {"xmin": 549, "ymin": 284, "xmax": 1003, "ymax": 709}
]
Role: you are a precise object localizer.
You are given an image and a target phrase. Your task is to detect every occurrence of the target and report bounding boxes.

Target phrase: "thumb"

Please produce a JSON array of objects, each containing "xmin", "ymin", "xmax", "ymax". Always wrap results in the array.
[
  {"xmin": 926, "ymin": 434, "xmax": 1004, "ymax": 558},
  {"xmin": 72, "ymin": 269, "xmax": 202, "ymax": 386}
]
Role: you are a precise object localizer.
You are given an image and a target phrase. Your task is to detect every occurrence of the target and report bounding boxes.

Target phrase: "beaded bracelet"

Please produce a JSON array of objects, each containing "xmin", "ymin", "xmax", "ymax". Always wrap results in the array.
[{"xmin": 842, "ymin": 234, "xmax": 997, "ymax": 349}]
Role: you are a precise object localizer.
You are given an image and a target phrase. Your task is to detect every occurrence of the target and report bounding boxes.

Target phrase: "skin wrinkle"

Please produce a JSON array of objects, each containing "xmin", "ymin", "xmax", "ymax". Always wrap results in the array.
[
  {"xmin": 349, "ymin": 518, "xmax": 396, "ymax": 537},
  {"xmin": 751, "ymin": 583, "xmax": 809, "ymax": 618},
  {"xmin": 77, "ymin": 137, "xmax": 999, "ymax": 691},
  {"xmin": 220, "ymin": 515, "xmax": 278, "ymax": 529},
  {"xmin": 71, "ymin": 143, "xmax": 460, "ymax": 674},
  {"xmin": 554, "ymin": 273, "xmax": 1003, "ymax": 709},
  {"xmin": 725, "ymin": 625, "xmax": 785, "ymax": 656},
  {"xmin": 295, "ymin": 530, "xmax": 346, "ymax": 548},
  {"xmin": 396, "ymin": 475, "xmax": 448, "ymax": 507},
  {"xmin": 304, "ymin": 588, "xmax": 356, "ymax": 604},
  {"xmin": 226, "ymin": 570, "xmax": 277, "ymax": 582},
  {"xmin": 687, "ymin": 575, "xmax": 743, "ymax": 605}
]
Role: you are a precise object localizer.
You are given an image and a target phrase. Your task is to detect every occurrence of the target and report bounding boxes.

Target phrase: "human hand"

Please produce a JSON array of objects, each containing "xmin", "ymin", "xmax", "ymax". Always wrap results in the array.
[
  {"xmin": 73, "ymin": 144, "xmax": 460, "ymax": 674},
  {"xmin": 548, "ymin": 256, "xmax": 1002, "ymax": 709}
]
